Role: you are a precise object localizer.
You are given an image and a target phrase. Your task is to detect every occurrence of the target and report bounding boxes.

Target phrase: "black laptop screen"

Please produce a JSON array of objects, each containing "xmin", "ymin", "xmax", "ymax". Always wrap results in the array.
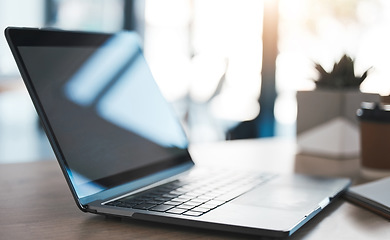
[{"xmin": 12, "ymin": 30, "xmax": 191, "ymax": 198}]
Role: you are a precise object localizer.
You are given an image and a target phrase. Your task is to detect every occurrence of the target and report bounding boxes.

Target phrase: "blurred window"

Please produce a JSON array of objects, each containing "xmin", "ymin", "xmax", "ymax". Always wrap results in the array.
[
  {"xmin": 143, "ymin": 0, "xmax": 264, "ymax": 142},
  {"xmin": 7, "ymin": 1, "xmax": 389, "ymax": 141}
]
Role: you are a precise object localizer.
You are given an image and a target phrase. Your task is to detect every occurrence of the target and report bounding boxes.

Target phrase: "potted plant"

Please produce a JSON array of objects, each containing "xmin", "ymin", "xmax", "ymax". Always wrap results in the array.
[
  {"xmin": 296, "ymin": 54, "xmax": 380, "ymax": 159},
  {"xmin": 313, "ymin": 54, "xmax": 368, "ymax": 89}
]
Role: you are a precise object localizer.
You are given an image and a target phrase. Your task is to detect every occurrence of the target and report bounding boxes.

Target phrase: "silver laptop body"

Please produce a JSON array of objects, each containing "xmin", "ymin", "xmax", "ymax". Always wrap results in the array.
[{"xmin": 5, "ymin": 27, "xmax": 350, "ymax": 238}]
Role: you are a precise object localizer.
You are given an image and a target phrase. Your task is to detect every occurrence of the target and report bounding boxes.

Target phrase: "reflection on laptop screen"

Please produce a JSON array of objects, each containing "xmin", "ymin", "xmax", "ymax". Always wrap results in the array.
[{"xmin": 17, "ymin": 32, "xmax": 190, "ymax": 198}]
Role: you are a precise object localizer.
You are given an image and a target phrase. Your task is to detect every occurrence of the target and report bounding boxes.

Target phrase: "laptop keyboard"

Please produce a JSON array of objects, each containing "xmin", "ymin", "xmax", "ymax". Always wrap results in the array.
[{"xmin": 105, "ymin": 170, "xmax": 275, "ymax": 217}]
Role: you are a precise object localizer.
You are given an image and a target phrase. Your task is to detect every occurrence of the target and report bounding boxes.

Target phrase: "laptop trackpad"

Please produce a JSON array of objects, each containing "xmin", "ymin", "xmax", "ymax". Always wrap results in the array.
[{"xmin": 232, "ymin": 179, "xmax": 330, "ymax": 210}]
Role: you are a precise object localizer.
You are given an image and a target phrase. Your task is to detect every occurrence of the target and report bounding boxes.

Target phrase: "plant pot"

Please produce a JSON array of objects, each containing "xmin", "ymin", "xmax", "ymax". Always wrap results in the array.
[{"xmin": 296, "ymin": 89, "xmax": 380, "ymax": 159}]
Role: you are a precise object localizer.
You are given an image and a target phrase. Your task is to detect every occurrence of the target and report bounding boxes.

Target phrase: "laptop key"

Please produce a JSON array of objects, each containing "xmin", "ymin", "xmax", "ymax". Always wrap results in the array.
[
  {"xmin": 191, "ymin": 206, "xmax": 211, "ymax": 213},
  {"xmin": 154, "ymin": 197, "xmax": 173, "ymax": 202},
  {"xmin": 164, "ymin": 200, "xmax": 184, "ymax": 206},
  {"xmin": 175, "ymin": 204, "xmax": 195, "ymax": 210},
  {"xmin": 150, "ymin": 204, "xmax": 175, "ymax": 212},
  {"xmin": 166, "ymin": 208, "xmax": 187, "ymax": 215},
  {"xmin": 183, "ymin": 210, "xmax": 203, "ymax": 217},
  {"xmin": 163, "ymin": 193, "xmax": 180, "ymax": 198},
  {"xmin": 197, "ymin": 203, "xmax": 219, "ymax": 210},
  {"xmin": 182, "ymin": 201, "xmax": 202, "ymax": 207},
  {"xmin": 133, "ymin": 203, "xmax": 156, "ymax": 210},
  {"xmin": 146, "ymin": 200, "xmax": 165, "ymax": 205}
]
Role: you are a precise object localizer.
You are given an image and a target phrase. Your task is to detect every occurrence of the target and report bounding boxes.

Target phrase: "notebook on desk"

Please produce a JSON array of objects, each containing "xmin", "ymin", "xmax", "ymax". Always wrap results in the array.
[
  {"xmin": 5, "ymin": 27, "xmax": 350, "ymax": 238},
  {"xmin": 344, "ymin": 177, "xmax": 390, "ymax": 220}
]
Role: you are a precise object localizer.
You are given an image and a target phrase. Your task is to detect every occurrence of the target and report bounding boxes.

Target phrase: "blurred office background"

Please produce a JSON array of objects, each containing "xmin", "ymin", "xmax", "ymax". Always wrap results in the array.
[{"xmin": 1, "ymin": 0, "xmax": 390, "ymax": 163}]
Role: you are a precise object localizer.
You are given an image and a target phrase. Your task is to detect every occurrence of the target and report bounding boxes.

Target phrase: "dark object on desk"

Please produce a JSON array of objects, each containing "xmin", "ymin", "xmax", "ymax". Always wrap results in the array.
[
  {"xmin": 344, "ymin": 177, "xmax": 390, "ymax": 220},
  {"xmin": 357, "ymin": 102, "xmax": 390, "ymax": 178},
  {"xmin": 5, "ymin": 27, "xmax": 350, "ymax": 238}
]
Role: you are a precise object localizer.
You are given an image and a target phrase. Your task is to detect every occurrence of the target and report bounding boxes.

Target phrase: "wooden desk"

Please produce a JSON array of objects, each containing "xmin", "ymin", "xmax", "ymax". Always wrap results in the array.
[{"xmin": 0, "ymin": 138, "xmax": 388, "ymax": 239}]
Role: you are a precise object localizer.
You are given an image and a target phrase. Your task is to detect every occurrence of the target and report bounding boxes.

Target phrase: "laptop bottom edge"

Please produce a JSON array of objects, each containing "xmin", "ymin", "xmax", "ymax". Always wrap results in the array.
[{"xmin": 88, "ymin": 202, "xmax": 338, "ymax": 238}]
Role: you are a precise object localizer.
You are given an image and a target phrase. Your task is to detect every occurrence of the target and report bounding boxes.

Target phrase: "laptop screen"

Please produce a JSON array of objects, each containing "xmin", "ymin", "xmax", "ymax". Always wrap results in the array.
[{"xmin": 7, "ymin": 29, "xmax": 191, "ymax": 199}]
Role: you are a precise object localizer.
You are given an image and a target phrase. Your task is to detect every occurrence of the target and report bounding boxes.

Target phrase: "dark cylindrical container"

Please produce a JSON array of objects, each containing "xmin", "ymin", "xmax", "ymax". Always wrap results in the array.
[{"xmin": 357, "ymin": 102, "xmax": 390, "ymax": 177}]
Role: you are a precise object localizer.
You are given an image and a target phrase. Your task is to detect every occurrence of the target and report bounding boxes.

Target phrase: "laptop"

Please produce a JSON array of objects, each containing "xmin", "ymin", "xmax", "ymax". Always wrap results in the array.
[{"xmin": 5, "ymin": 27, "xmax": 350, "ymax": 238}]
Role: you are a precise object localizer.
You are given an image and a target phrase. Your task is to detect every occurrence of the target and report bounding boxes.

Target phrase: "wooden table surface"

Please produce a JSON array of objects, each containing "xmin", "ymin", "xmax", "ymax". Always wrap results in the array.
[{"xmin": 0, "ymin": 138, "xmax": 389, "ymax": 240}]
